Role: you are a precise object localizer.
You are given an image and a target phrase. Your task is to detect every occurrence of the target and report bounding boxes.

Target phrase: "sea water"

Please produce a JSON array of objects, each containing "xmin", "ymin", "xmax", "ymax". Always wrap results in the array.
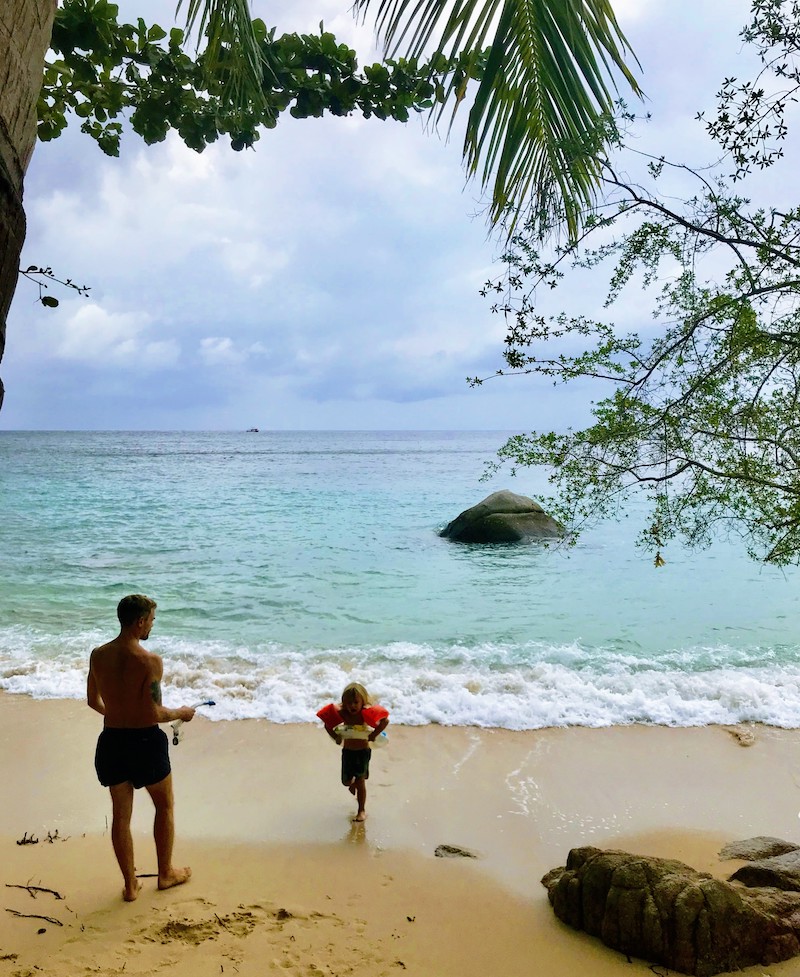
[{"xmin": 2, "ymin": 430, "xmax": 800, "ymax": 729}]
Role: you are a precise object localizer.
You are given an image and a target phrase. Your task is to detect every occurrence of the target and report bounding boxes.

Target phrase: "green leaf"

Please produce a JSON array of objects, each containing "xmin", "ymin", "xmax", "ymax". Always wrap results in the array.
[{"xmin": 355, "ymin": 0, "xmax": 644, "ymax": 237}]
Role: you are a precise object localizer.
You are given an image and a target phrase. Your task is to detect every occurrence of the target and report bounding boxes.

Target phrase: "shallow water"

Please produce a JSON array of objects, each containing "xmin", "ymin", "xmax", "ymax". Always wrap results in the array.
[{"xmin": 2, "ymin": 429, "xmax": 799, "ymax": 728}]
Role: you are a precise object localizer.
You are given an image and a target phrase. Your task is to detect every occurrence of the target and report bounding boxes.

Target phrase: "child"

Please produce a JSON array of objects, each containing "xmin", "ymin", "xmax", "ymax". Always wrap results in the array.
[{"xmin": 316, "ymin": 683, "xmax": 389, "ymax": 822}]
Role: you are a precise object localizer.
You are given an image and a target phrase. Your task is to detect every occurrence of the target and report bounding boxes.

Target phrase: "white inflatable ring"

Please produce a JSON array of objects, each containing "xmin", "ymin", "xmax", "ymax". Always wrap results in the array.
[{"xmin": 334, "ymin": 724, "xmax": 387, "ymax": 746}]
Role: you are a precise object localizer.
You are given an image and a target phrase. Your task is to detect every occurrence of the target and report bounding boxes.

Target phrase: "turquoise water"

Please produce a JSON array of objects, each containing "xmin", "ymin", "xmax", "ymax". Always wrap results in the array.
[{"xmin": 2, "ymin": 429, "xmax": 800, "ymax": 728}]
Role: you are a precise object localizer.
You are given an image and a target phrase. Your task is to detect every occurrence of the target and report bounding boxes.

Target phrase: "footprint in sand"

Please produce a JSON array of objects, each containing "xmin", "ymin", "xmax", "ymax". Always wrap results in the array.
[{"xmin": 141, "ymin": 909, "xmax": 259, "ymax": 946}]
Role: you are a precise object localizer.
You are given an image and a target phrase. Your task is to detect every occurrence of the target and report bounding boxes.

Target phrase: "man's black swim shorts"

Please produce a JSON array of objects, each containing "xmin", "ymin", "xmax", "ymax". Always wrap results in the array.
[{"xmin": 95, "ymin": 725, "xmax": 171, "ymax": 788}]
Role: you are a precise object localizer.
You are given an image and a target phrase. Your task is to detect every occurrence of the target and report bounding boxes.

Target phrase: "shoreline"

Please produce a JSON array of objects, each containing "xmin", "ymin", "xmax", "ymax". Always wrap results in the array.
[{"xmin": 3, "ymin": 694, "xmax": 800, "ymax": 975}]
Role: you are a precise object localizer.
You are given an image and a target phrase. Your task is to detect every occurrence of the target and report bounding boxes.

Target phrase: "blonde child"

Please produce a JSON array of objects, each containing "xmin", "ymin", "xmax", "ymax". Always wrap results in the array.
[{"xmin": 316, "ymin": 683, "xmax": 389, "ymax": 822}]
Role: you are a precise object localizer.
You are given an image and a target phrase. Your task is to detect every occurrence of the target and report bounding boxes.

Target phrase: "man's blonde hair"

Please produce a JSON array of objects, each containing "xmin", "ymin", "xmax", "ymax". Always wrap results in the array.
[
  {"xmin": 341, "ymin": 682, "xmax": 371, "ymax": 706},
  {"xmin": 117, "ymin": 594, "xmax": 157, "ymax": 627}
]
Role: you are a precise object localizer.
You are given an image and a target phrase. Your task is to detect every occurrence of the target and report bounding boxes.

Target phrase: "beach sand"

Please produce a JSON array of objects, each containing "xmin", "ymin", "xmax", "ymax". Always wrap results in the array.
[{"xmin": 2, "ymin": 694, "xmax": 800, "ymax": 976}]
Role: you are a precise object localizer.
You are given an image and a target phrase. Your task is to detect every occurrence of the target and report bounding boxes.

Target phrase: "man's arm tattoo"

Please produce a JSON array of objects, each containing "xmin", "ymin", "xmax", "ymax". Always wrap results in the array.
[{"xmin": 150, "ymin": 680, "xmax": 163, "ymax": 705}]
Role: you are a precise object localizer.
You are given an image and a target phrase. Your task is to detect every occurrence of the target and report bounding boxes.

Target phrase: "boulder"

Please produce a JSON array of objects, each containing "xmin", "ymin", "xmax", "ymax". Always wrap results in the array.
[
  {"xmin": 729, "ymin": 849, "xmax": 800, "ymax": 892},
  {"xmin": 720, "ymin": 836, "xmax": 800, "ymax": 860},
  {"xmin": 434, "ymin": 844, "xmax": 478, "ymax": 859},
  {"xmin": 439, "ymin": 490, "xmax": 564, "ymax": 543},
  {"xmin": 542, "ymin": 846, "xmax": 800, "ymax": 976}
]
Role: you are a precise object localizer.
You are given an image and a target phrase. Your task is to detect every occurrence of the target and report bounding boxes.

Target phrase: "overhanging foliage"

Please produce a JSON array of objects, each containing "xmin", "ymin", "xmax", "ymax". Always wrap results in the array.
[
  {"xmin": 39, "ymin": 0, "xmax": 481, "ymax": 156},
  {"xmin": 473, "ymin": 0, "xmax": 800, "ymax": 565}
]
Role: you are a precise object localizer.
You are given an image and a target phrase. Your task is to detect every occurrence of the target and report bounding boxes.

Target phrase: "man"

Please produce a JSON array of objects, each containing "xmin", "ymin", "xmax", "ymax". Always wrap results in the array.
[{"xmin": 87, "ymin": 594, "xmax": 196, "ymax": 901}]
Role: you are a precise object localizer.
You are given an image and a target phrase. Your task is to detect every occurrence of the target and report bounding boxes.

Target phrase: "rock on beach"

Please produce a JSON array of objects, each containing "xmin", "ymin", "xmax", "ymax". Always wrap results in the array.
[{"xmin": 542, "ymin": 846, "xmax": 800, "ymax": 976}]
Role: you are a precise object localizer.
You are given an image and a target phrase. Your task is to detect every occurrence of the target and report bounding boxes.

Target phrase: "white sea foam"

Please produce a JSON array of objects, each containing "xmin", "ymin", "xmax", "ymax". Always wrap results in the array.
[{"xmin": 1, "ymin": 628, "xmax": 799, "ymax": 730}]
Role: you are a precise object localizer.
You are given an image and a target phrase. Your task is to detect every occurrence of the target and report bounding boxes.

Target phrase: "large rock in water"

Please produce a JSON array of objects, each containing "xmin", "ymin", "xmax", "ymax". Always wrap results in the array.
[
  {"xmin": 439, "ymin": 490, "xmax": 564, "ymax": 543},
  {"xmin": 542, "ymin": 847, "xmax": 800, "ymax": 976}
]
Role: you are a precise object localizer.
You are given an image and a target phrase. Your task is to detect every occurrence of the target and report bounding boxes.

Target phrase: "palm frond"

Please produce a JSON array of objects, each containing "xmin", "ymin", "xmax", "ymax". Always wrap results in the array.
[
  {"xmin": 355, "ymin": 0, "xmax": 643, "ymax": 237},
  {"xmin": 176, "ymin": 0, "xmax": 266, "ymax": 116}
]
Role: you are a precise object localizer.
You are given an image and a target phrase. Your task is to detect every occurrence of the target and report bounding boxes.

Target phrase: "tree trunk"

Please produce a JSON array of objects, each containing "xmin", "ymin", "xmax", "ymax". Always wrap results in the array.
[{"xmin": 0, "ymin": 0, "xmax": 57, "ymax": 411}]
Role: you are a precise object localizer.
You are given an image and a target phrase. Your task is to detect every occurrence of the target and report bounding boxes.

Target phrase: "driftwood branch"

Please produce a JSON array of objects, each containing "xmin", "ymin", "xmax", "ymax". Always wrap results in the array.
[
  {"xmin": 5, "ymin": 884, "xmax": 64, "ymax": 900},
  {"xmin": 14, "ymin": 829, "xmax": 68, "ymax": 846},
  {"xmin": 5, "ymin": 909, "xmax": 63, "ymax": 926}
]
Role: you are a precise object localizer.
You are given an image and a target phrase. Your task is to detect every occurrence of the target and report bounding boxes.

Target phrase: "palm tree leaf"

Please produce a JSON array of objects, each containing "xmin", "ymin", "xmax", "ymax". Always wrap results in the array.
[
  {"xmin": 469, "ymin": 1, "xmax": 602, "ymax": 224},
  {"xmin": 176, "ymin": 0, "xmax": 266, "ymax": 115},
  {"xmin": 356, "ymin": 0, "xmax": 643, "ymax": 237}
]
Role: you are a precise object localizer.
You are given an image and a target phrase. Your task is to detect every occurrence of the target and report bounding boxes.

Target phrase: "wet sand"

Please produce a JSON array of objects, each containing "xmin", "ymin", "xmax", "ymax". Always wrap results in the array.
[{"xmin": 2, "ymin": 694, "xmax": 800, "ymax": 976}]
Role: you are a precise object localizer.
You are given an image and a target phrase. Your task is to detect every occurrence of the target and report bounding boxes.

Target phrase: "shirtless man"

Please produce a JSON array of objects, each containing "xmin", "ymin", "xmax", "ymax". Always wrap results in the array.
[{"xmin": 87, "ymin": 594, "xmax": 196, "ymax": 902}]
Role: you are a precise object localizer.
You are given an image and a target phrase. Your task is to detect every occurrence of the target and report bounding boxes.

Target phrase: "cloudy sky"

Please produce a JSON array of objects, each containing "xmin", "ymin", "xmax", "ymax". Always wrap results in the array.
[{"xmin": 0, "ymin": 0, "xmax": 767, "ymax": 430}]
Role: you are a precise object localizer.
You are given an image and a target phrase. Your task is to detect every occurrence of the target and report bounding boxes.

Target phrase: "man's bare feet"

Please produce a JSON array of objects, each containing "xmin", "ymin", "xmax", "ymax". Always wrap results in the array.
[
  {"xmin": 123, "ymin": 879, "xmax": 142, "ymax": 902},
  {"xmin": 158, "ymin": 866, "xmax": 192, "ymax": 891},
  {"xmin": 353, "ymin": 811, "xmax": 367, "ymax": 822},
  {"xmin": 347, "ymin": 778, "xmax": 357, "ymax": 795}
]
